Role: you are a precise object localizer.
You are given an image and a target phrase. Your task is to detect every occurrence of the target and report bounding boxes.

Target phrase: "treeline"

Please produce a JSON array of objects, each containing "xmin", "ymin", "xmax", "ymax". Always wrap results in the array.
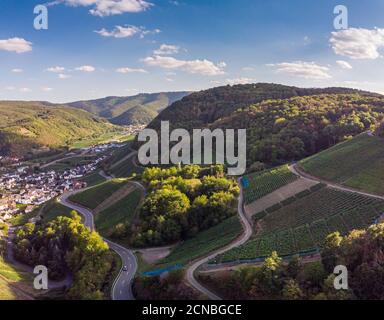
[
  {"xmin": 213, "ymin": 94, "xmax": 384, "ymax": 165},
  {"xmin": 121, "ymin": 165, "xmax": 239, "ymax": 247},
  {"xmin": 200, "ymin": 223, "xmax": 384, "ymax": 300},
  {"xmin": 13, "ymin": 212, "xmax": 118, "ymax": 300}
]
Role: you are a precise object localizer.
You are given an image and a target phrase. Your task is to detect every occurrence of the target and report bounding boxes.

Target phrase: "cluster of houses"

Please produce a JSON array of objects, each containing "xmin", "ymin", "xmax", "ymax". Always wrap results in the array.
[{"xmin": 0, "ymin": 153, "xmax": 108, "ymax": 224}]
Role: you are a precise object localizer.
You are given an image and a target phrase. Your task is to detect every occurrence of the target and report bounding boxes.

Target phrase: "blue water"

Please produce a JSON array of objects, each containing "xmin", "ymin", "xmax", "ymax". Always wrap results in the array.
[{"xmin": 142, "ymin": 264, "xmax": 183, "ymax": 276}]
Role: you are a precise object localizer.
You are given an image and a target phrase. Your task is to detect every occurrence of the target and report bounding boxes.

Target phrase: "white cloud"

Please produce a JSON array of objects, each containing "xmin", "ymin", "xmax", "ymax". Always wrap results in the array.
[
  {"xmin": 4, "ymin": 86, "xmax": 16, "ymax": 91},
  {"xmin": 11, "ymin": 68, "xmax": 23, "ymax": 73},
  {"xmin": 336, "ymin": 60, "xmax": 352, "ymax": 69},
  {"xmin": 226, "ymin": 77, "xmax": 256, "ymax": 85},
  {"xmin": 242, "ymin": 66, "xmax": 255, "ymax": 72},
  {"xmin": 267, "ymin": 61, "xmax": 331, "ymax": 80},
  {"xmin": 95, "ymin": 25, "xmax": 160, "ymax": 39},
  {"xmin": 54, "ymin": 0, "xmax": 152, "ymax": 16},
  {"xmin": 154, "ymin": 44, "xmax": 179, "ymax": 55},
  {"xmin": 0, "ymin": 38, "xmax": 32, "ymax": 53},
  {"xmin": 58, "ymin": 73, "xmax": 71, "ymax": 79},
  {"xmin": 143, "ymin": 55, "xmax": 226, "ymax": 76},
  {"xmin": 46, "ymin": 66, "xmax": 66, "ymax": 73},
  {"xmin": 116, "ymin": 67, "xmax": 148, "ymax": 73},
  {"xmin": 19, "ymin": 88, "xmax": 32, "ymax": 93},
  {"xmin": 330, "ymin": 28, "xmax": 384, "ymax": 60},
  {"xmin": 75, "ymin": 65, "xmax": 96, "ymax": 72},
  {"xmin": 41, "ymin": 87, "xmax": 53, "ymax": 92}
]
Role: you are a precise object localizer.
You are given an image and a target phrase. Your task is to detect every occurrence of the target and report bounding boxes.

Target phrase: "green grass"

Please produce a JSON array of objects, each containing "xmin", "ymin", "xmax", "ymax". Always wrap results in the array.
[
  {"xmin": 69, "ymin": 178, "xmax": 129, "ymax": 209},
  {"xmin": 71, "ymin": 132, "xmax": 133, "ymax": 149},
  {"xmin": 243, "ymin": 165, "xmax": 298, "ymax": 204},
  {"xmin": 0, "ymin": 257, "xmax": 32, "ymax": 300},
  {"xmin": 9, "ymin": 209, "xmax": 40, "ymax": 226},
  {"xmin": 153, "ymin": 216, "xmax": 242, "ymax": 269},
  {"xmin": 80, "ymin": 171, "xmax": 106, "ymax": 187},
  {"xmin": 300, "ymin": 134, "xmax": 384, "ymax": 195},
  {"xmin": 41, "ymin": 199, "xmax": 74, "ymax": 223},
  {"xmin": 215, "ymin": 187, "xmax": 384, "ymax": 263},
  {"xmin": 95, "ymin": 189, "xmax": 142, "ymax": 237}
]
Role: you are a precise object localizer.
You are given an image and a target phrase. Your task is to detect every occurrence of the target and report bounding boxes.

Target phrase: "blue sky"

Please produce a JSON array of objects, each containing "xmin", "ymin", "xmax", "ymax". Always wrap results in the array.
[{"xmin": 1, "ymin": 0, "xmax": 384, "ymax": 102}]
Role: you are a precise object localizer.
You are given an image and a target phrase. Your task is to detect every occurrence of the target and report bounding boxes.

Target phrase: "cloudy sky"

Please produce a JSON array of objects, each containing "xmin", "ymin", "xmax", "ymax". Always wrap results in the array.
[{"xmin": 1, "ymin": 0, "xmax": 384, "ymax": 102}]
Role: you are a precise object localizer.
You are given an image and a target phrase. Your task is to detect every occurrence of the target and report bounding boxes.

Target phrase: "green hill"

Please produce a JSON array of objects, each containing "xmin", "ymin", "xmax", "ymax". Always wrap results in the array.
[
  {"xmin": 0, "ymin": 101, "xmax": 123, "ymax": 157},
  {"xmin": 299, "ymin": 133, "xmax": 384, "ymax": 195},
  {"xmin": 68, "ymin": 92, "xmax": 190, "ymax": 125},
  {"xmin": 146, "ymin": 83, "xmax": 384, "ymax": 167}
]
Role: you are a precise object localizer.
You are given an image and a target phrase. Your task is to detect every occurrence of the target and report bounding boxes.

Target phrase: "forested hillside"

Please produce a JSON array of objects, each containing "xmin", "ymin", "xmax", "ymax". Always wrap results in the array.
[
  {"xmin": 0, "ymin": 101, "xmax": 122, "ymax": 157},
  {"xmin": 68, "ymin": 92, "xmax": 189, "ymax": 125},
  {"xmin": 146, "ymin": 83, "xmax": 384, "ymax": 167},
  {"xmin": 148, "ymin": 83, "xmax": 380, "ymax": 130}
]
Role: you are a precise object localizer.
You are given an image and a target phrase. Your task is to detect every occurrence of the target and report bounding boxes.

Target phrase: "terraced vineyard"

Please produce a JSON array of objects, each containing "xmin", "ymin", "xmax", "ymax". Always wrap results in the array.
[
  {"xmin": 154, "ymin": 216, "xmax": 242, "ymax": 269},
  {"xmin": 214, "ymin": 187, "xmax": 384, "ymax": 263},
  {"xmin": 69, "ymin": 178, "xmax": 129, "ymax": 209},
  {"xmin": 300, "ymin": 134, "xmax": 384, "ymax": 195},
  {"xmin": 243, "ymin": 165, "xmax": 298, "ymax": 204},
  {"xmin": 95, "ymin": 189, "xmax": 142, "ymax": 237},
  {"xmin": 110, "ymin": 155, "xmax": 143, "ymax": 178}
]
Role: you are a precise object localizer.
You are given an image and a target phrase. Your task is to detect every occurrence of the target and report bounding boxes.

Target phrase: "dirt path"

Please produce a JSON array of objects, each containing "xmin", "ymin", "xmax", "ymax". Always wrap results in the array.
[{"xmin": 94, "ymin": 183, "xmax": 137, "ymax": 214}]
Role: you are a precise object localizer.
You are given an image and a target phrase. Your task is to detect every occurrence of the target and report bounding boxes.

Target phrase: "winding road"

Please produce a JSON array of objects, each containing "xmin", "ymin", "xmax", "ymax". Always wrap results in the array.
[
  {"xmin": 59, "ymin": 171, "xmax": 141, "ymax": 300},
  {"xmin": 185, "ymin": 178, "xmax": 253, "ymax": 300}
]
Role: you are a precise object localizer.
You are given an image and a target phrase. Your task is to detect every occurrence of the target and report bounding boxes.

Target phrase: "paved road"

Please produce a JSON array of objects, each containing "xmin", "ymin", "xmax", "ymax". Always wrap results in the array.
[
  {"xmin": 59, "ymin": 184, "xmax": 138, "ymax": 300},
  {"xmin": 185, "ymin": 178, "xmax": 253, "ymax": 300},
  {"xmin": 289, "ymin": 163, "xmax": 384, "ymax": 201}
]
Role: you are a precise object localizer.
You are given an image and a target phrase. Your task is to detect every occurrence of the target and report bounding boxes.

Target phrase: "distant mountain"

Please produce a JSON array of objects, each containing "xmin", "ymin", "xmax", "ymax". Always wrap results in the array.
[
  {"xmin": 68, "ymin": 92, "xmax": 190, "ymax": 126},
  {"xmin": 0, "ymin": 101, "xmax": 122, "ymax": 157}
]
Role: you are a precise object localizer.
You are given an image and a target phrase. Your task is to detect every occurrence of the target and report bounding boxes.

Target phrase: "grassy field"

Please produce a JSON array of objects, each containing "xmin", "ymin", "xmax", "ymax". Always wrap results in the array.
[
  {"xmin": 69, "ymin": 178, "xmax": 129, "ymax": 209},
  {"xmin": 214, "ymin": 187, "xmax": 384, "ymax": 263},
  {"xmin": 152, "ymin": 216, "xmax": 242, "ymax": 270},
  {"xmin": 80, "ymin": 171, "xmax": 106, "ymax": 187},
  {"xmin": 95, "ymin": 189, "xmax": 142, "ymax": 237},
  {"xmin": 300, "ymin": 134, "xmax": 384, "ymax": 195},
  {"xmin": 0, "ymin": 257, "xmax": 33, "ymax": 300},
  {"xmin": 71, "ymin": 132, "xmax": 134, "ymax": 149},
  {"xmin": 41, "ymin": 198, "xmax": 74, "ymax": 223},
  {"xmin": 243, "ymin": 165, "xmax": 298, "ymax": 204}
]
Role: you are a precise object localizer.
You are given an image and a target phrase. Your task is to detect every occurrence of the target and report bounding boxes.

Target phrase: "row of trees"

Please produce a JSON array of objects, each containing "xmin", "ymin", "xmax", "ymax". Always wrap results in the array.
[
  {"xmin": 199, "ymin": 222, "xmax": 384, "ymax": 300},
  {"xmin": 130, "ymin": 165, "xmax": 239, "ymax": 247},
  {"xmin": 13, "ymin": 212, "xmax": 117, "ymax": 299}
]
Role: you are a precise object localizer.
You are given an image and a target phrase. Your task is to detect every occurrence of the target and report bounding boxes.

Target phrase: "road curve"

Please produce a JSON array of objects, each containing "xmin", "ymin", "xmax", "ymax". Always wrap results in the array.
[
  {"xmin": 186, "ymin": 178, "xmax": 253, "ymax": 300},
  {"xmin": 59, "ymin": 181, "xmax": 138, "ymax": 300}
]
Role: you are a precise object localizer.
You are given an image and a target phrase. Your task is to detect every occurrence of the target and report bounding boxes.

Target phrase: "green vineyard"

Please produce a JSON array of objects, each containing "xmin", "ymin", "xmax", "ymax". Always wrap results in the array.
[
  {"xmin": 299, "ymin": 134, "xmax": 384, "ymax": 195},
  {"xmin": 243, "ymin": 165, "xmax": 298, "ymax": 204},
  {"xmin": 213, "ymin": 187, "xmax": 384, "ymax": 263}
]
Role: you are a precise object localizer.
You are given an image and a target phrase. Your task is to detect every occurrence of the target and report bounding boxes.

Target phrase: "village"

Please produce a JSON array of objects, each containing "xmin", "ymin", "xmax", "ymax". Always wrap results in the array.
[{"xmin": 0, "ymin": 141, "xmax": 122, "ymax": 224}]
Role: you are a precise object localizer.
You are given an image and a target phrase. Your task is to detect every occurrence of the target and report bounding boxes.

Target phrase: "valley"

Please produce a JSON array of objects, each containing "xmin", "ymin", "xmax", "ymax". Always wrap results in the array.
[{"xmin": 1, "ymin": 83, "xmax": 384, "ymax": 301}]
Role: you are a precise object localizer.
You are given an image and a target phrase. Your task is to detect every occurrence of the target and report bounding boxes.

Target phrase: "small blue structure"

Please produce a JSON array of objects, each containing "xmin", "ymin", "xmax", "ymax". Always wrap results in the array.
[
  {"xmin": 241, "ymin": 177, "xmax": 250, "ymax": 189},
  {"xmin": 142, "ymin": 264, "xmax": 183, "ymax": 276}
]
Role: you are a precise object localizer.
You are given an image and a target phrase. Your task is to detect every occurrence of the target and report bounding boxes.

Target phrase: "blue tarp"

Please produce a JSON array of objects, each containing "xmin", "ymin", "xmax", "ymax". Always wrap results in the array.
[
  {"xmin": 143, "ymin": 264, "xmax": 183, "ymax": 276},
  {"xmin": 241, "ymin": 177, "xmax": 249, "ymax": 189}
]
